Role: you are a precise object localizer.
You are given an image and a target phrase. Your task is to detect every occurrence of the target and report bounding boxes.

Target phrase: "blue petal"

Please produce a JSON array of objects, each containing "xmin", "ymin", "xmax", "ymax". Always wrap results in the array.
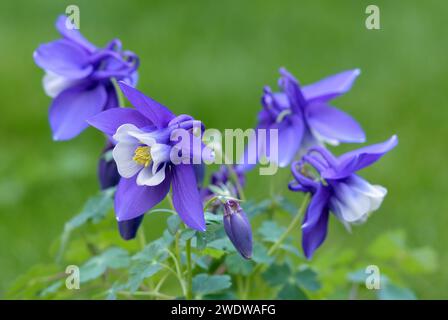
[{"xmin": 171, "ymin": 164, "xmax": 206, "ymax": 231}]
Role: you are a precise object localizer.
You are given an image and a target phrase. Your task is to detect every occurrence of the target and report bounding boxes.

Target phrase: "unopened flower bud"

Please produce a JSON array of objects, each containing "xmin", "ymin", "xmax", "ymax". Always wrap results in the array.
[{"xmin": 223, "ymin": 200, "xmax": 252, "ymax": 259}]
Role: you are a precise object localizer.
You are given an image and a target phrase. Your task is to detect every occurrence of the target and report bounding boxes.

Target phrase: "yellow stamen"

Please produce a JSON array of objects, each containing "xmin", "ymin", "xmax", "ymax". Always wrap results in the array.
[{"xmin": 133, "ymin": 146, "xmax": 152, "ymax": 167}]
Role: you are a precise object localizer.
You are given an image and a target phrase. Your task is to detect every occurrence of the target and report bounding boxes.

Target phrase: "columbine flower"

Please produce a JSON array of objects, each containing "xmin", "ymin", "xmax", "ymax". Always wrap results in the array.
[
  {"xmin": 289, "ymin": 135, "xmax": 398, "ymax": 259},
  {"xmin": 88, "ymin": 81, "xmax": 211, "ymax": 236},
  {"xmin": 241, "ymin": 68, "xmax": 365, "ymax": 170},
  {"xmin": 33, "ymin": 15, "xmax": 139, "ymax": 141},
  {"xmin": 223, "ymin": 200, "xmax": 253, "ymax": 259}
]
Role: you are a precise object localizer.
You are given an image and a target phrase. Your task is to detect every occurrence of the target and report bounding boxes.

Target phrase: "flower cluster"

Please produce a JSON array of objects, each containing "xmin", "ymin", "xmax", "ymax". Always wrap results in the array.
[{"xmin": 35, "ymin": 15, "xmax": 397, "ymax": 260}]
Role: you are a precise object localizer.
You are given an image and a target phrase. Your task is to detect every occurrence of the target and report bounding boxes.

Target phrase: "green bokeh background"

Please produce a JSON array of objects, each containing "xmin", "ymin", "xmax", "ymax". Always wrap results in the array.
[{"xmin": 0, "ymin": 0, "xmax": 446, "ymax": 298}]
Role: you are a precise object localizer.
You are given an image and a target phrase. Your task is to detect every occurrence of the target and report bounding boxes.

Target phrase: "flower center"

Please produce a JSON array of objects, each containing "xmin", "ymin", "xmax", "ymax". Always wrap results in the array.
[{"xmin": 133, "ymin": 146, "xmax": 152, "ymax": 167}]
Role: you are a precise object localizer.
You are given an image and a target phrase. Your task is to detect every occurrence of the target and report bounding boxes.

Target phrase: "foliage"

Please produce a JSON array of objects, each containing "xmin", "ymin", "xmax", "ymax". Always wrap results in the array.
[{"xmin": 6, "ymin": 191, "xmax": 437, "ymax": 300}]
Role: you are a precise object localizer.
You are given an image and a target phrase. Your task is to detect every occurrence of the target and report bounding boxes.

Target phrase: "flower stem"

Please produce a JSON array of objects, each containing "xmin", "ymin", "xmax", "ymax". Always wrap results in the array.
[
  {"xmin": 112, "ymin": 78, "xmax": 125, "ymax": 107},
  {"xmin": 185, "ymin": 238, "xmax": 193, "ymax": 300},
  {"xmin": 252, "ymin": 193, "xmax": 310, "ymax": 275},
  {"xmin": 225, "ymin": 163, "xmax": 246, "ymax": 201},
  {"xmin": 267, "ymin": 193, "xmax": 310, "ymax": 255}
]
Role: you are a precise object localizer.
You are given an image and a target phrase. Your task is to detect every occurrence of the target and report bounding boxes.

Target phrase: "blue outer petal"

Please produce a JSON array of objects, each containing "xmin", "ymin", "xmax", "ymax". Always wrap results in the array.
[
  {"xmin": 118, "ymin": 82, "xmax": 176, "ymax": 129},
  {"xmin": 302, "ymin": 187, "xmax": 331, "ymax": 259},
  {"xmin": 274, "ymin": 115, "xmax": 304, "ymax": 167},
  {"xmin": 279, "ymin": 68, "xmax": 306, "ymax": 115},
  {"xmin": 49, "ymin": 83, "xmax": 107, "ymax": 141},
  {"xmin": 306, "ymin": 103, "xmax": 365, "ymax": 144},
  {"xmin": 34, "ymin": 39, "xmax": 93, "ymax": 79},
  {"xmin": 114, "ymin": 169, "xmax": 171, "ymax": 221},
  {"xmin": 171, "ymin": 164, "xmax": 206, "ymax": 231},
  {"xmin": 302, "ymin": 69, "xmax": 361, "ymax": 103},
  {"xmin": 87, "ymin": 108, "xmax": 153, "ymax": 137},
  {"xmin": 55, "ymin": 15, "xmax": 96, "ymax": 53},
  {"xmin": 322, "ymin": 135, "xmax": 398, "ymax": 179}
]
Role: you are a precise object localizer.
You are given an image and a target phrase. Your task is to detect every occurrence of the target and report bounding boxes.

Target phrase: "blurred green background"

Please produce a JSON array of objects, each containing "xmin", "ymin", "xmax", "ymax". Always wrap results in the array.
[{"xmin": 0, "ymin": 0, "xmax": 446, "ymax": 298}]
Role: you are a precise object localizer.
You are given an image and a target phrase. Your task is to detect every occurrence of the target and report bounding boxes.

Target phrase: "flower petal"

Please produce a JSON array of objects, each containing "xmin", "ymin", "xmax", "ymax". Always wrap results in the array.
[
  {"xmin": 323, "ymin": 135, "xmax": 398, "ymax": 179},
  {"xmin": 43, "ymin": 71, "xmax": 81, "ymax": 98},
  {"xmin": 49, "ymin": 83, "xmax": 107, "ymax": 141},
  {"xmin": 112, "ymin": 141, "xmax": 142, "ymax": 178},
  {"xmin": 87, "ymin": 108, "xmax": 153, "ymax": 136},
  {"xmin": 114, "ymin": 171, "xmax": 171, "ymax": 221},
  {"xmin": 329, "ymin": 175, "xmax": 387, "ymax": 223},
  {"xmin": 118, "ymin": 82, "xmax": 175, "ymax": 128},
  {"xmin": 118, "ymin": 215, "xmax": 144, "ymax": 240},
  {"xmin": 302, "ymin": 69, "xmax": 360, "ymax": 103},
  {"xmin": 279, "ymin": 68, "xmax": 306, "ymax": 115},
  {"xmin": 275, "ymin": 115, "xmax": 304, "ymax": 167},
  {"xmin": 34, "ymin": 39, "xmax": 92, "ymax": 79},
  {"xmin": 55, "ymin": 15, "xmax": 96, "ymax": 53},
  {"xmin": 171, "ymin": 164, "xmax": 206, "ymax": 231},
  {"xmin": 306, "ymin": 103, "xmax": 365, "ymax": 145},
  {"xmin": 136, "ymin": 163, "xmax": 167, "ymax": 186},
  {"xmin": 301, "ymin": 187, "xmax": 331, "ymax": 259}
]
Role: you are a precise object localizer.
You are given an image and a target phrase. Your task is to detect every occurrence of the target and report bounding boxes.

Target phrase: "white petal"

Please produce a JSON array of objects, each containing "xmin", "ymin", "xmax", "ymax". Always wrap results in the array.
[
  {"xmin": 150, "ymin": 144, "xmax": 171, "ymax": 174},
  {"xmin": 113, "ymin": 124, "xmax": 142, "ymax": 143},
  {"xmin": 113, "ymin": 141, "xmax": 142, "ymax": 178},
  {"xmin": 128, "ymin": 131, "xmax": 157, "ymax": 146},
  {"xmin": 136, "ymin": 163, "xmax": 166, "ymax": 186},
  {"xmin": 43, "ymin": 71, "xmax": 79, "ymax": 98},
  {"xmin": 330, "ymin": 175, "xmax": 387, "ymax": 223}
]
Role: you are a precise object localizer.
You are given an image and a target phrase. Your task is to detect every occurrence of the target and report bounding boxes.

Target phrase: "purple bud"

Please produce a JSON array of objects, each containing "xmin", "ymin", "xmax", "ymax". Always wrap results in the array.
[
  {"xmin": 98, "ymin": 143, "xmax": 120, "ymax": 190},
  {"xmin": 223, "ymin": 200, "xmax": 253, "ymax": 259},
  {"xmin": 118, "ymin": 215, "xmax": 144, "ymax": 240}
]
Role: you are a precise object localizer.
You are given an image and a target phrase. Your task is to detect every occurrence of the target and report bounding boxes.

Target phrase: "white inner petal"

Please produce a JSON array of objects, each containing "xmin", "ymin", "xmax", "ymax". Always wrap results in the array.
[
  {"xmin": 136, "ymin": 163, "xmax": 166, "ymax": 186},
  {"xmin": 330, "ymin": 175, "xmax": 387, "ymax": 224},
  {"xmin": 113, "ymin": 142, "xmax": 142, "ymax": 178},
  {"xmin": 43, "ymin": 71, "xmax": 79, "ymax": 98},
  {"xmin": 150, "ymin": 144, "xmax": 171, "ymax": 174}
]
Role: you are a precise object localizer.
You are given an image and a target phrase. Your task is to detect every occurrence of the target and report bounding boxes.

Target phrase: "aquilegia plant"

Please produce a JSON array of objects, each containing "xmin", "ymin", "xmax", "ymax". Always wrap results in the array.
[{"xmin": 20, "ymin": 14, "xmax": 425, "ymax": 301}]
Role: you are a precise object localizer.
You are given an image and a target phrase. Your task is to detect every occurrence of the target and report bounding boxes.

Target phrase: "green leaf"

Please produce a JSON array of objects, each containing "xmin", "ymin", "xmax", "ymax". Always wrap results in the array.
[
  {"xmin": 262, "ymin": 263, "xmax": 292, "ymax": 286},
  {"xmin": 258, "ymin": 221, "xmax": 286, "ymax": 243},
  {"xmin": 196, "ymin": 232, "xmax": 207, "ymax": 250},
  {"xmin": 242, "ymin": 199, "xmax": 272, "ymax": 218},
  {"xmin": 126, "ymin": 231, "xmax": 173, "ymax": 292},
  {"xmin": 280, "ymin": 244, "xmax": 304, "ymax": 258},
  {"xmin": 205, "ymin": 211, "xmax": 223, "ymax": 223},
  {"xmin": 378, "ymin": 283, "xmax": 417, "ymax": 300},
  {"xmin": 277, "ymin": 283, "xmax": 308, "ymax": 300},
  {"xmin": 179, "ymin": 229, "xmax": 197, "ymax": 244},
  {"xmin": 80, "ymin": 247, "xmax": 130, "ymax": 283},
  {"xmin": 347, "ymin": 269, "xmax": 366, "ymax": 284},
  {"xmin": 192, "ymin": 274, "xmax": 231, "ymax": 296},
  {"xmin": 207, "ymin": 238, "xmax": 235, "ymax": 253},
  {"xmin": 6, "ymin": 264, "xmax": 63, "ymax": 299},
  {"xmin": 128, "ymin": 262, "xmax": 164, "ymax": 292},
  {"xmin": 59, "ymin": 188, "xmax": 114, "ymax": 260},
  {"xmin": 225, "ymin": 253, "xmax": 254, "ymax": 275},
  {"xmin": 39, "ymin": 281, "xmax": 64, "ymax": 297},
  {"xmin": 167, "ymin": 214, "xmax": 181, "ymax": 235},
  {"xmin": 296, "ymin": 268, "xmax": 321, "ymax": 292},
  {"xmin": 252, "ymin": 243, "xmax": 274, "ymax": 264}
]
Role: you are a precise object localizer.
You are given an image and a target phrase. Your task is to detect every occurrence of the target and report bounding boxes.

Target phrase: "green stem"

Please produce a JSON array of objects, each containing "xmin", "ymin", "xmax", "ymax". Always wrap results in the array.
[
  {"xmin": 112, "ymin": 78, "xmax": 125, "ymax": 107},
  {"xmin": 252, "ymin": 193, "xmax": 310, "ymax": 275},
  {"xmin": 268, "ymin": 193, "xmax": 310, "ymax": 255},
  {"xmin": 225, "ymin": 163, "xmax": 246, "ymax": 201},
  {"xmin": 185, "ymin": 238, "xmax": 193, "ymax": 300},
  {"xmin": 138, "ymin": 228, "xmax": 146, "ymax": 250}
]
